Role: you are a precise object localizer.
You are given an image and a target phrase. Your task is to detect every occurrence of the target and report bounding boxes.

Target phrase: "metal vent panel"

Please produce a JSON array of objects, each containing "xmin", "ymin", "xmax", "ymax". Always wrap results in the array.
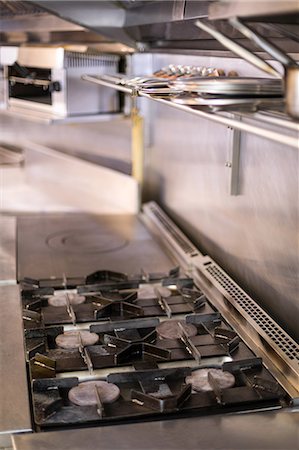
[
  {"xmin": 145, "ymin": 202, "xmax": 200, "ymax": 257},
  {"xmin": 204, "ymin": 262, "xmax": 299, "ymax": 364},
  {"xmin": 65, "ymin": 52, "xmax": 119, "ymax": 69}
]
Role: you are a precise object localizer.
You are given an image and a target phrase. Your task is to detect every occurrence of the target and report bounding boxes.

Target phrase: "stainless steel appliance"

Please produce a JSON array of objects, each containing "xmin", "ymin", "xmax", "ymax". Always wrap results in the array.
[
  {"xmin": 4, "ymin": 46, "xmax": 120, "ymax": 119},
  {"xmin": 1, "ymin": 203, "xmax": 298, "ymax": 450},
  {"xmin": 0, "ymin": 1, "xmax": 298, "ymax": 449}
]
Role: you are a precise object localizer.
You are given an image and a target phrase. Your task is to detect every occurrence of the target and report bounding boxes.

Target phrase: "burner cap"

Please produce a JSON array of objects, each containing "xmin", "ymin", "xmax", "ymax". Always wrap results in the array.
[
  {"xmin": 68, "ymin": 380, "xmax": 120, "ymax": 406},
  {"xmin": 55, "ymin": 330, "xmax": 99, "ymax": 349},
  {"xmin": 48, "ymin": 293, "xmax": 85, "ymax": 307},
  {"xmin": 156, "ymin": 286, "xmax": 172, "ymax": 298},
  {"xmin": 156, "ymin": 320, "xmax": 197, "ymax": 340},
  {"xmin": 137, "ymin": 285, "xmax": 156, "ymax": 300},
  {"xmin": 185, "ymin": 368, "xmax": 235, "ymax": 392}
]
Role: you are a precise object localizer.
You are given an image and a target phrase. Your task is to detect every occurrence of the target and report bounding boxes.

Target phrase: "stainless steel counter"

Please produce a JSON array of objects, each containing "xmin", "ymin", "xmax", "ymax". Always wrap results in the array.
[
  {"xmin": 17, "ymin": 212, "xmax": 175, "ymax": 280},
  {"xmin": 12, "ymin": 408, "xmax": 299, "ymax": 450},
  {"xmin": 0, "ymin": 285, "xmax": 32, "ymax": 448},
  {"xmin": 0, "ymin": 216, "xmax": 16, "ymax": 283}
]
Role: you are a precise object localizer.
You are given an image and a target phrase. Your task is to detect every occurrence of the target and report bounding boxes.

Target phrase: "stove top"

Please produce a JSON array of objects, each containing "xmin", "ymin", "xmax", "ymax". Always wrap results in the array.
[
  {"xmin": 32, "ymin": 361, "xmax": 284, "ymax": 430},
  {"xmin": 21, "ymin": 270, "xmax": 289, "ymax": 431},
  {"xmin": 17, "ymin": 214, "xmax": 175, "ymax": 280}
]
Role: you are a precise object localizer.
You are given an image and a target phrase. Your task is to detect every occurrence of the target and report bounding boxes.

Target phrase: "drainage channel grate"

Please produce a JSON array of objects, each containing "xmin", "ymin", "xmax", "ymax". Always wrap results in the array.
[
  {"xmin": 147, "ymin": 203, "xmax": 199, "ymax": 257},
  {"xmin": 205, "ymin": 263, "xmax": 299, "ymax": 363}
]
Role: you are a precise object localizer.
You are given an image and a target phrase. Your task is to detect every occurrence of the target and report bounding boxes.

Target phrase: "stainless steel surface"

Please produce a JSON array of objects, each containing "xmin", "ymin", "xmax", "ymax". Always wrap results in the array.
[
  {"xmin": 140, "ymin": 93, "xmax": 298, "ymax": 149},
  {"xmin": 170, "ymin": 95, "xmax": 284, "ymax": 111},
  {"xmin": 83, "ymin": 74, "xmax": 134, "ymax": 94},
  {"xmin": 287, "ymin": 65, "xmax": 299, "ymax": 120},
  {"xmin": 2, "ymin": 105, "xmax": 124, "ymax": 125},
  {"xmin": 30, "ymin": 1, "xmax": 297, "ymax": 53},
  {"xmin": 141, "ymin": 201, "xmax": 201, "ymax": 272},
  {"xmin": 229, "ymin": 18, "xmax": 299, "ymax": 119},
  {"xmin": 209, "ymin": 0, "xmax": 299, "ymax": 20},
  {"xmin": 193, "ymin": 256, "xmax": 299, "ymax": 398},
  {"xmin": 31, "ymin": 0, "xmax": 135, "ymax": 48},
  {"xmin": 2, "ymin": 200, "xmax": 298, "ymax": 447},
  {"xmin": 0, "ymin": 112, "xmax": 132, "ymax": 175},
  {"xmin": 0, "ymin": 143, "xmax": 138, "ymax": 214},
  {"xmin": 0, "ymin": 1, "xmax": 124, "ymax": 48},
  {"xmin": 142, "ymin": 202, "xmax": 299, "ymax": 398},
  {"xmin": 0, "ymin": 216, "xmax": 16, "ymax": 283},
  {"xmin": 0, "ymin": 285, "xmax": 32, "ymax": 448},
  {"xmin": 140, "ymin": 53, "xmax": 299, "ymax": 342},
  {"xmin": 82, "ymin": 73, "xmax": 298, "ymax": 148},
  {"xmin": 1, "ymin": 52, "xmax": 298, "ymax": 345},
  {"xmin": 226, "ymin": 116, "xmax": 241, "ymax": 195},
  {"xmin": 12, "ymin": 409, "xmax": 299, "ymax": 450},
  {"xmin": 17, "ymin": 209, "xmax": 175, "ymax": 281}
]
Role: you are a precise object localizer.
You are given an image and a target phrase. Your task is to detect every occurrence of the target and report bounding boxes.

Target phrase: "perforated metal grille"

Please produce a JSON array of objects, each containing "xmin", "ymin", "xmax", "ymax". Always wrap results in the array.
[
  {"xmin": 147, "ymin": 204, "xmax": 199, "ymax": 257},
  {"xmin": 65, "ymin": 52, "xmax": 119, "ymax": 69},
  {"xmin": 205, "ymin": 263, "xmax": 299, "ymax": 363}
]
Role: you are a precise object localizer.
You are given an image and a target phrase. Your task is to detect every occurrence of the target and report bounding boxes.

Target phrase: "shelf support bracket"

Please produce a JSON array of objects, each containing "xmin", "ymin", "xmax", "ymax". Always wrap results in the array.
[
  {"xmin": 226, "ymin": 114, "xmax": 241, "ymax": 196},
  {"xmin": 131, "ymin": 92, "xmax": 144, "ymax": 207}
]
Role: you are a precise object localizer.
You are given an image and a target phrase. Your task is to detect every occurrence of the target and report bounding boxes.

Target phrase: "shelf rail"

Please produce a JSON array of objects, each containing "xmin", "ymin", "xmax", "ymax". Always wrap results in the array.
[{"xmin": 82, "ymin": 75, "xmax": 299, "ymax": 149}]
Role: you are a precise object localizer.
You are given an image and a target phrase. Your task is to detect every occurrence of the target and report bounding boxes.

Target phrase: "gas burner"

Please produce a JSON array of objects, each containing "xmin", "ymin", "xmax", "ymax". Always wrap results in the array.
[
  {"xmin": 68, "ymin": 381, "xmax": 120, "ymax": 406},
  {"xmin": 31, "ymin": 363, "xmax": 285, "ymax": 429},
  {"xmin": 22, "ymin": 278, "xmax": 210, "ymax": 327},
  {"xmin": 185, "ymin": 368, "xmax": 236, "ymax": 392},
  {"xmin": 22, "ymin": 291, "xmax": 139, "ymax": 328},
  {"xmin": 48, "ymin": 293, "xmax": 85, "ymax": 307},
  {"xmin": 55, "ymin": 331, "xmax": 99, "ymax": 349},
  {"xmin": 156, "ymin": 320, "xmax": 197, "ymax": 339},
  {"xmin": 20, "ymin": 266, "xmax": 182, "ymax": 293},
  {"xmin": 26, "ymin": 313, "xmax": 243, "ymax": 376}
]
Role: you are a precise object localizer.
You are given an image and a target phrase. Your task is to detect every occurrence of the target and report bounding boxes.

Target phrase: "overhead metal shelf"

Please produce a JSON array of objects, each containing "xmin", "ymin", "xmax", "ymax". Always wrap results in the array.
[{"xmin": 82, "ymin": 74, "xmax": 299, "ymax": 150}]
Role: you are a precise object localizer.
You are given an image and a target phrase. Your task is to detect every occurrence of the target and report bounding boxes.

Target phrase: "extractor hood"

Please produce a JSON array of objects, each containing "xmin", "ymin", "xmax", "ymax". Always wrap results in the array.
[{"xmin": 1, "ymin": 1, "xmax": 298, "ymax": 53}]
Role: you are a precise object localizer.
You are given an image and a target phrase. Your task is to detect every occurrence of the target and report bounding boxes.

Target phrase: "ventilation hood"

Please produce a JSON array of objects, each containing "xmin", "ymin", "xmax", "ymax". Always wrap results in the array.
[
  {"xmin": 1, "ymin": 1, "xmax": 298, "ymax": 53},
  {"xmin": 29, "ymin": 0, "xmax": 208, "ymax": 50}
]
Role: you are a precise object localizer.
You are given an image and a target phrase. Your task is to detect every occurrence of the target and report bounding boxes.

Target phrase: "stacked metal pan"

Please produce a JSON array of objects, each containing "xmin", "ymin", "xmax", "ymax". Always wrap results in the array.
[{"xmin": 167, "ymin": 77, "xmax": 284, "ymax": 111}]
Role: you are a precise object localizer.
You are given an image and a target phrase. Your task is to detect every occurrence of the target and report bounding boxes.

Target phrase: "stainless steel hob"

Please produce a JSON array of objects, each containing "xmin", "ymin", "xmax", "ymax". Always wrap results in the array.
[{"xmin": 1, "ymin": 202, "xmax": 298, "ymax": 450}]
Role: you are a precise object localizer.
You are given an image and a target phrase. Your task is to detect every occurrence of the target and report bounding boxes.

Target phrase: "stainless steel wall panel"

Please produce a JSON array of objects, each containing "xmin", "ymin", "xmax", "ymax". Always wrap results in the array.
[{"xmin": 142, "ymin": 54, "xmax": 299, "ymax": 342}]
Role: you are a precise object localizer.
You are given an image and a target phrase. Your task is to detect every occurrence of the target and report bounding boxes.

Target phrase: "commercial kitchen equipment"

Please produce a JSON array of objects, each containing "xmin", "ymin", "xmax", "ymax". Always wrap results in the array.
[
  {"xmin": 3, "ymin": 46, "xmax": 120, "ymax": 121},
  {"xmin": 0, "ymin": 1, "xmax": 298, "ymax": 449}
]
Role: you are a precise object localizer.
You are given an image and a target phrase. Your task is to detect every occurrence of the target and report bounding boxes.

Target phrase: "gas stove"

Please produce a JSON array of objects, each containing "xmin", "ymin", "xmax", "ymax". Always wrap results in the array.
[
  {"xmin": 2, "ymin": 203, "xmax": 298, "ymax": 450},
  {"xmin": 21, "ymin": 269, "xmax": 289, "ymax": 432}
]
